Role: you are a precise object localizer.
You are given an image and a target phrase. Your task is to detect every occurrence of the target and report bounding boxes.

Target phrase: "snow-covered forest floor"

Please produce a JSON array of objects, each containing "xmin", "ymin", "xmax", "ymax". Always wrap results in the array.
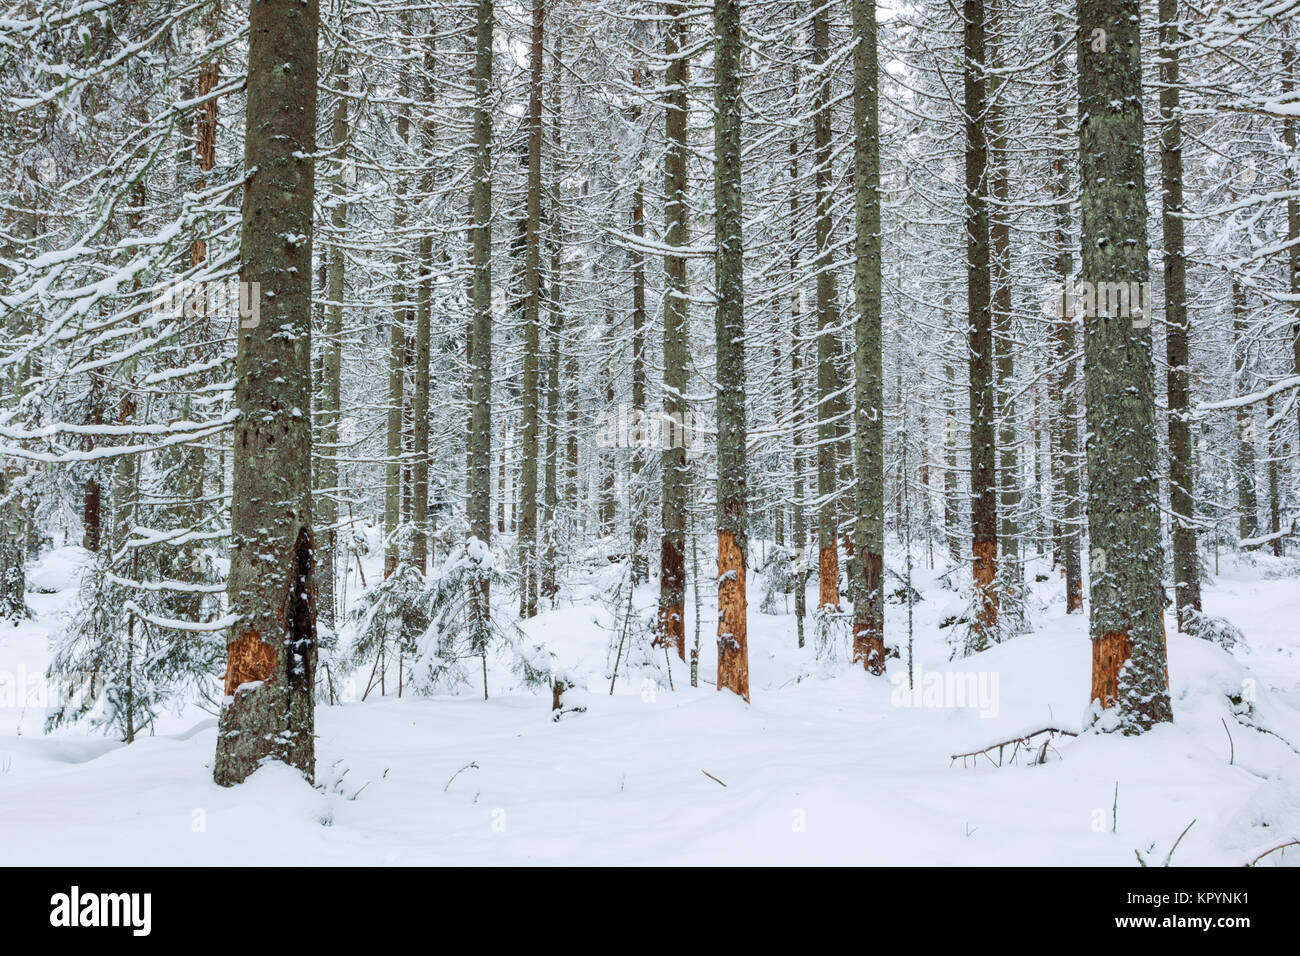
[{"xmin": 2, "ymin": 542, "xmax": 1299, "ymax": 866}]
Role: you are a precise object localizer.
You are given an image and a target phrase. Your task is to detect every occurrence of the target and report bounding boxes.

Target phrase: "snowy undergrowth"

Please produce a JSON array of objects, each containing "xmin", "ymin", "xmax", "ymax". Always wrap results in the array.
[{"xmin": 1, "ymin": 545, "xmax": 1299, "ymax": 865}]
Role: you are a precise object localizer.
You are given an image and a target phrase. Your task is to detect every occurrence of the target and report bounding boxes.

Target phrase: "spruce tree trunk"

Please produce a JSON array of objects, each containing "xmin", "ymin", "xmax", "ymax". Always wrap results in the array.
[
  {"xmin": 564, "ymin": 313, "xmax": 580, "ymax": 533},
  {"xmin": 1159, "ymin": 0, "xmax": 1200, "ymax": 627},
  {"xmin": 851, "ymin": 0, "xmax": 885, "ymax": 674},
  {"xmin": 214, "ymin": 0, "xmax": 319, "ymax": 785},
  {"xmin": 541, "ymin": 34, "xmax": 565, "ymax": 602},
  {"xmin": 790, "ymin": 50, "xmax": 808, "ymax": 648},
  {"xmin": 385, "ymin": 22, "xmax": 412, "ymax": 578},
  {"xmin": 519, "ymin": 0, "xmax": 543, "ymax": 618},
  {"xmin": 630, "ymin": 42, "xmax": 649, "ymax": 586},
  {"xmin": 1077, "ymin": 0, "xmax": 1172, "ymax": 730},
  {"xmin": 599, "ymin": 301, "xmax": 617, "ymax": 538},
  {"xmin": 412, "ymin": 23, "xmax": 436, "ymax": 576},
  {"xmin": 714, "ymin": 0, "xmax": 749, "ymax": 701},
  {"xmin": 812, "ymin": 0, "xmax": 842, "ymax": 611},
  {"xmin": 0, "ymin": 462, "xmax": 25, "ymax": 622},
  {"xmin": 167, "ymin": 2, "xmax": 223, "ymax": 620},
  {"xmin": 1232, "ymin": 283, "xmax": 1257, "ymax": 540},
  {"xmin": 964, "ymin": 0, "xmax": 998, "ymax": 641},
  {"xmin": 468, "ymin": 0, "xmax": 495, "ymax": 614},
  {"xmin": 943, "ymin": 356, "xmax": 963, "ymax": 566},
  {"xmin": 82, "ymin": 360, "xmax": 103, "ymax": 553},
  {"xmin": 318, "ymin": 39, "xmax": 349, "ymax": 629},
  {"xmin": 1283, "ymin": 30, "xmax": 1300, "ymax": 446},
  {"xmin": 657, "ymin": 0, "xmax": 690, "ymax": 659},
  {"xmin": 1049, "ymin": 13, "xmax": 1082, "ymax": 612},
  {"xmin": 988, "ymin": 1, "xmax": 1019, "ymax": 606},
  {"xmin": 1266, "ymin": 394, "xmax": 1282, "ymax": 557},
  {"xmin": 113, "ymin": 378, "xmax": 140, "ymax": 742}
]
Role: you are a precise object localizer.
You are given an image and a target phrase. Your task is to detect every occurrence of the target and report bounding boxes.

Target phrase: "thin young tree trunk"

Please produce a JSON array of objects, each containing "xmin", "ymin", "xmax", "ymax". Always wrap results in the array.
[
  {"xmin": 1049, "ymin": 13, "xmax": 1082, "ymax": 612},
  {"xmin": 412, "ymin": 21, "xmax": 436, "ymax": 576},
  {"xmin": 1266, "ymin": 393, "xmax": 1282, "ymax": 557},
  {"xmin": 943, "ymin": 357, "xmax": 963, "ymax": 566},
  {"xmin": 599, "ymin": 301, "xmax": 616, "ymax": 538},
  {"xmin": 1232, "ymin": 282, "xmax": 1257, "ymax": 540},
  {"xmin": 468, "ymin": 0, "xmax": 495, "ymax": 615},
  {"xmin": 714, "ymin": 0, "xmax": 749, "ymax": 701},
  {"xmin": 519, "ymin": 0, "xmax": 544, "ymax": 618},
  {"xmin": 318, "ymin": 37, "xmax": 349, "ymax": 629},
  {"xmin": 564, "ymin": 313, "xmax": 580, "ymax": 534},
  {"xmin": 988, "ymin": 0, "xmax": 1019, "ymax": 608},
  {"xmin": 1159, "ymin": 0, "xmax": 1200, "ymax": 627},
  {"xmin": 385, "ymin": 19, "xmax": 413, "ymax": 578},
  {"xmin": 1283, "ymin": 28, "xmax": 1300, "ymax": 446},
  {"xmin": 113, "ymin": 379, "xmax": 140, "ymax": 741},
  {"xmin": 790, "ymin": 90, "xmax": 808, "ymax": 650},
  {"xmin": 82, "ymin": 359, "xmax": 103, "ymax": 553},
  {"xmin": 657, "ymin": 0, "xmax": 690, "ymax": 659},
  {"xmin": 630, "ymin": 40, "xmax": 649, "ymax": 586},
  {"xmin": 541, "ymin": 33, "xmax": 565, "ymax": 603},
  {"xmin": 1078, "ymin": 0, "xmax": 1172, "ymax": 730},
  {"xmin": 214, "ymin": 0, "xmax": 319, "ymax": 785},
  {"xmin": 851, "ymin": 0, "xmax": 885, "ymax": 674},
  {"xmin": 167, "ymin": 2, "xmax": 223, "ymax": 619}
]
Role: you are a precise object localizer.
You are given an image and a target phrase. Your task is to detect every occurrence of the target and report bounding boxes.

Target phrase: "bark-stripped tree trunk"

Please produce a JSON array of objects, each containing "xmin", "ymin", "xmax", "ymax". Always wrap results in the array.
[
  {"xmin": 851, "ymin": 0, "xmax": 885, "ymax": 674},
  {"xmin": 1078, "ymin": 0, "xmax": 1172, "ymax": 730},
  {"xmin": 1159, "ymin": 0, "xmax": 1200, "ymax": 627},
  {"xmin": 468, "ymin": 0, "xmax": 495, "ymax": 616},
  {"xmin": 964, "ymin": 0, "xmax": 998, "ymax": 642},
  {"xmin": 214, "ymin": 0, "xmax": 319, "ymax": 786},
  {"xmin": 812, "ymin": 0, "xmax": 843, "ymax": 612},
  {"xmin": 519, "ymin": 0, "xmax": 544, "ymax": 618},
  {"xmin": 657, "ymin": 0, "xmax": 690, "ymax": 659},
  {"xmin": 714, "ymin": 0, "xmax": 749, "ymax": 701}
]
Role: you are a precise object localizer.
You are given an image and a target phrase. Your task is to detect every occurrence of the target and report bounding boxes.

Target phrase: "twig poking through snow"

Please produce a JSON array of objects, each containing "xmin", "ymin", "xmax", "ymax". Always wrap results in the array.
[
  {"xmin": 1248, "ymin": 840, "xmax": 1300, "ymax": 866},
  {"xmin": 444, "ymin": 761, "xmax": 479, "ymax": 792}
]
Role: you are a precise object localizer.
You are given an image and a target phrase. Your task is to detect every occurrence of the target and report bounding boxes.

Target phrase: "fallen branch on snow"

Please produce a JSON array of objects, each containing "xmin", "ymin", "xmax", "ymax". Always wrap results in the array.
[{"xmin": 950, "ymin": 727, "xmax": 1079, "ymax": 768}]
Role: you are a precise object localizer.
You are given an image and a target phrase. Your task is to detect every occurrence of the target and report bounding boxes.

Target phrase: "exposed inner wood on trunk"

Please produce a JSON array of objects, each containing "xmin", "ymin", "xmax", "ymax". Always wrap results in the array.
[
  {"xmin": 223, "ymin": 628, "xmax": 278, "ymax": 696},
  {"xmin": 972, "ymin": 537, "xmax": 998, "ymax": 628},
  {"xmin": 716, "ymin": 529, "xmax": 749, "ymax": 701},
  {"xmin": 817, "ymin": 541, "xmax": 839, "ymax": 609},
  {"xmin": 1090, "ymin": 628, "xmax": 1132, "ymax": 709}
]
